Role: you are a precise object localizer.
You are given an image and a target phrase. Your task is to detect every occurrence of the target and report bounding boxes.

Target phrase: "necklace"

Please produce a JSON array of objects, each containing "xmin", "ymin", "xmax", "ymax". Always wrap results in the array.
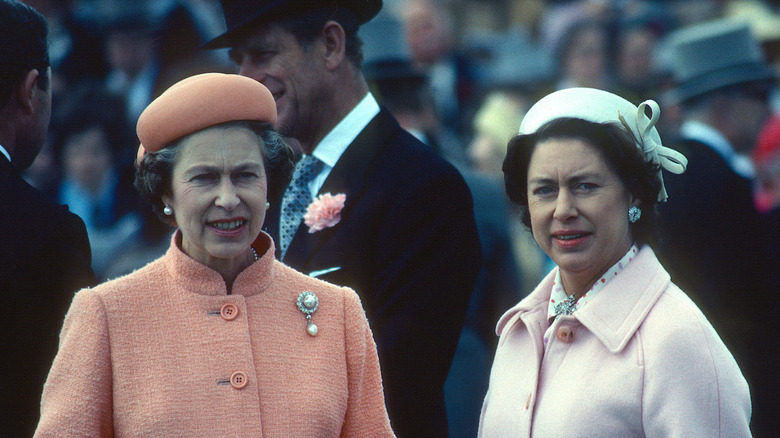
[{"xmin": 250, "ymin": 247, "xmax": 259, "ymax": 261}]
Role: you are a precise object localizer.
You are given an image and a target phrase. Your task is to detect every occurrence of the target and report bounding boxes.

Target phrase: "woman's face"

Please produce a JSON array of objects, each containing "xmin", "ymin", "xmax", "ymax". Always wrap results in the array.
[
  {"xmin": 527, "ymin": 138, "xmax": 635, "ymax": 290},
  {"xmin": 162, "ymin": 125, "xmax": 267, "ymax": 269},
  {"xmin": 62, "ymin": 127, "xmax": 113, "ymax": 194}
]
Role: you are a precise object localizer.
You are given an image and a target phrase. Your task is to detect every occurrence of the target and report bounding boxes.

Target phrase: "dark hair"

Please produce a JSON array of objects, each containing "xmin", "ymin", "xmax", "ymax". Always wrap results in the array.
[
  {"xmin": 278, "ymin": 8, "xmax": 364, "ymax": 68},
  {"xmin": 503, "ymin": 117, "xmax": 662, "ymax": 247},
  {"xmin": 134, "ymin": 121, "xmax": 295, "ymax": 224},
  {"xmin": 50, "ymin": 82, "xmax": 134, "ymax": 164},
  {"xmin": 0, "ymin": 0, "xmax": 50, "ymax": 107}
]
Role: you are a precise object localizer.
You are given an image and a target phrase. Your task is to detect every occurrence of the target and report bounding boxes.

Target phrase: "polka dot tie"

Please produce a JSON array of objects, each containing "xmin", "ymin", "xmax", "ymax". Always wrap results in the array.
[{"xmin": 279, "ymin": 155, "xmax": 323, "ymax": 258}]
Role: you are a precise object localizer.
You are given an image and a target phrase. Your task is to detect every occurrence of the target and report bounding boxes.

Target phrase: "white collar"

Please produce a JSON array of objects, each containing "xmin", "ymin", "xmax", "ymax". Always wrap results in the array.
[
  {"xmin": 680, "ymin": 120, "xmax": 755, "ymax": 179},
  {"xmin": 312, "ymin": 93, "xmax": 380, "ymax": 167},
  {"xmin": 0, "ymin": 144, "xmax": 11, "ymax": 163}
]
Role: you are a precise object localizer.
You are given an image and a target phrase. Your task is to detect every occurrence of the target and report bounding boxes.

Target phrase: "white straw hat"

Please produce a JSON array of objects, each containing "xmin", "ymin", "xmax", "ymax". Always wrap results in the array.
[{"xmin": 518, "ymin": 87, "xmax": 687, "ymax": 202}]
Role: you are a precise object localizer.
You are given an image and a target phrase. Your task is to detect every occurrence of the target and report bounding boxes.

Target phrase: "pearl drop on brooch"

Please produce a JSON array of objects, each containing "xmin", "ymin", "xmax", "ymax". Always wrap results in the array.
[{"xmin": 307, "ymin": 322, "xmax": 318, "ymax": 336}]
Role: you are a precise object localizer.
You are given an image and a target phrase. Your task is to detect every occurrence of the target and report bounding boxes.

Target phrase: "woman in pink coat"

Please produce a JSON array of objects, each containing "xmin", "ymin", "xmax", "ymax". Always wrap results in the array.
[
  {"xmin": 35, "ymin": 73, "xmax": 395, "ymax": 437},
  {"xmin": 478, "ymin": 88, "xmax": 751, "ymax": 437}
]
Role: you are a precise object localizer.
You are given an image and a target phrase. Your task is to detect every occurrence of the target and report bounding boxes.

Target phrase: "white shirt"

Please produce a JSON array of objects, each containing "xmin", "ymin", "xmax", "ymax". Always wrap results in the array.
[
  {"xmin": 304, "ymin": 93, "xmax": 380, "ymax": 196},
  {"xmin": 680, "ymin": 120, "xmax": 755, "ymax": 179},
  {"xmin": 0, "ymin": 143, "xmax": 11, "ymax": 163}
]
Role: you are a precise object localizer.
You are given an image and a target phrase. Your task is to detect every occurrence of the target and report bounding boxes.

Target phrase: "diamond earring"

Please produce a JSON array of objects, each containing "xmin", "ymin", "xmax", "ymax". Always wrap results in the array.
[{"xmin": 628, "ymin": 205, "xmax": 641, "ymax": 223}]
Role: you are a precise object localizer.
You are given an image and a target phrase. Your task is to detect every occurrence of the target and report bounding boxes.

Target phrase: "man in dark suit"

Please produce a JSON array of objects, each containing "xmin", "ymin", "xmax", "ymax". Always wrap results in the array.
[
  {"xmin": 658, "ymin": 19, "xmax": 776, "ymax": 437},
  {"xmin": 0, "ymin": 2, "xmax": 94, "ymax": 436},
  {"xmin": 204, "ymin": 1, "xmax": 481, "ymax": 435}
]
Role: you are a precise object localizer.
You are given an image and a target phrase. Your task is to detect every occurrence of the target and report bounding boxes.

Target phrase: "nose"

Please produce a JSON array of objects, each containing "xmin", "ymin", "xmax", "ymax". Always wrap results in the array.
[
  {"xmin": 238, "ymin": 61, "xmax": 267, "ymax": 83},
  {"xmin": 553, "ymin": 190, "xmax": 577, "ymax": 222},
  {"xmin": 215, "ymin": 179, "xmax": 240, "ymax": 211}
]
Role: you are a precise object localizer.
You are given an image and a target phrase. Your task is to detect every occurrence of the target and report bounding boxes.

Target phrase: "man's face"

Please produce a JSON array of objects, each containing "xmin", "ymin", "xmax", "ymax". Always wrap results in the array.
[{"xmin": 230, "ymin": 24, "xmax": 326, "ymax": 145}]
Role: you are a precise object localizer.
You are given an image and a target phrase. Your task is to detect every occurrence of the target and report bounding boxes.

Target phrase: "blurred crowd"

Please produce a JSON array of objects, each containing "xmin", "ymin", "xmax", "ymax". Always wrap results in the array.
[{"xmin": 17, "ymin": 0, "xmax": 780, "ymax": 436}]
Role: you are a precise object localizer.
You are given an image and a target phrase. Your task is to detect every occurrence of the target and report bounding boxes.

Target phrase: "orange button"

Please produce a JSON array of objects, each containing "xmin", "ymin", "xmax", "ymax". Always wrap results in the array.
[
  {"xmin": 220, "ymin": 303, "xmax": 239, "ymax": 321},
  {"xmin": 556, "ymin": 326, "xmax": 573, "ymax": 343},
  {"xmin": 230, "ymin": 371, "xmax": 248, "ymax": 389}
]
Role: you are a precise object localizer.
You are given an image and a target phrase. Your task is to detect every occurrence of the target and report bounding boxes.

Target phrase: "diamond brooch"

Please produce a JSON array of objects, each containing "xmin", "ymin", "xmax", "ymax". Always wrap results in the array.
[{"xmin": 296, "ymin": 291, "xmax": 319, "ymax": 336}]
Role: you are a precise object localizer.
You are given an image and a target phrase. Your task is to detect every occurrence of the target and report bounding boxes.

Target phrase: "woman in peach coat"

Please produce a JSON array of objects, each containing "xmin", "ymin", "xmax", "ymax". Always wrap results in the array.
[{"xmin": 35, "ymin": 74, "xmax": 395, "ymax": 437}]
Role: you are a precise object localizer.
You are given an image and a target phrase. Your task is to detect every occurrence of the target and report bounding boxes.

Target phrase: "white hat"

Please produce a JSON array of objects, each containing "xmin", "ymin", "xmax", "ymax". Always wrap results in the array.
[{"xmin": 519, "ymin": 87, "xmax": 687, "ymax": 202}]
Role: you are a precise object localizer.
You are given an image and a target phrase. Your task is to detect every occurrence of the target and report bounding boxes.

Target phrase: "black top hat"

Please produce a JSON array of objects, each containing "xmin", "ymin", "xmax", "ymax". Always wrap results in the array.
[
  {"xmin": 664, "ymin": 19, "xmax": 777, "ymax": 104},
  {"xmin": 203, "ymin": 0, "xmax": 382, "ymax": 50}
]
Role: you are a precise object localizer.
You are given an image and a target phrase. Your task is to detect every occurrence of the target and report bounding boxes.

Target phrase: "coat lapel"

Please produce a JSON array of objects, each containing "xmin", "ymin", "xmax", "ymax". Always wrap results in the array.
[{"xmin": 281, "ymin": 109, "xmax": 399, "ymax": 270}]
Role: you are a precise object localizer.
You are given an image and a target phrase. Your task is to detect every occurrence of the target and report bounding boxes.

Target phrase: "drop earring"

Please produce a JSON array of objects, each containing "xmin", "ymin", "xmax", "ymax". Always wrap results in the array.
[
  {"xmin": 163, "ymin": 205, "xmax": 173, "ymax": 216},
  {"xmin": 628, "ymin": 205, "xmax": 641, "ymax": 223}
]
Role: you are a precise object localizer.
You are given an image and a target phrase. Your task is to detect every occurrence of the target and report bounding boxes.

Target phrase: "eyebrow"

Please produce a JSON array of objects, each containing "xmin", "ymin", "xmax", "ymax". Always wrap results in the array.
[
  {"xmin": 528, "ymin": 172, "xmax": 601, "ymax": 186},
  {"xmin": 182, "ymin": 162, "xmax": 263, "ymax": 176}
]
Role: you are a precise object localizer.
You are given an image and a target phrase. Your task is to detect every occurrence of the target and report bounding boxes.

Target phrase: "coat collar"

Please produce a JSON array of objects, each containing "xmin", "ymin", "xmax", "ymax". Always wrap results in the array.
[
  {"xmin": 497, "ymin": 246, "xmax": 671, "ymax": 353},
  {"xmin": 163, "ymin": 230, "xmax": 277, "ymax": 297}
]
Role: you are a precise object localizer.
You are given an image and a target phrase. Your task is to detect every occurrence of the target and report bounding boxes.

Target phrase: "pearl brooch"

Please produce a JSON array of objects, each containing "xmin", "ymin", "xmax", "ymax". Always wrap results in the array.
[{"xmin": 296, "ymin": 291, "xmax": 319, "ymax": 336}]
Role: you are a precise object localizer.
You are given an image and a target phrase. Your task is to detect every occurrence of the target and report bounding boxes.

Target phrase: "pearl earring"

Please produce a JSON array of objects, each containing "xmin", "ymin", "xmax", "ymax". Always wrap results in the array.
[
  {"xmin": 265, "ymin": 201, "xmax": 270, "ymax": 209},
  {"xmin": 163, "ymin": 205, "xmax": 173, "ymax": 216},
  {"xmin": 628, "ymin": 205, "xmax": 641, "ymax": 223}
]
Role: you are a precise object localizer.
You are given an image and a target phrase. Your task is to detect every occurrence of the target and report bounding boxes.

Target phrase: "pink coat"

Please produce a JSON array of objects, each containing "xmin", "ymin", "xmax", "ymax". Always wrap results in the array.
[
  {"xmin": 35, "ymin": 232, "xmax": 395, "ymax": 437},
  {"xmin": 478, "ymin": 246, "xmax": 751, "ymax": 437}
]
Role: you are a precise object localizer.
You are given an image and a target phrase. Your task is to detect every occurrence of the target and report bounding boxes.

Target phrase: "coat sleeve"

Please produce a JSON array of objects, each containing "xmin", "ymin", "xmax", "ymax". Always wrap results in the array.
[
  {"xmin": 640, "ymin": 292, "xmax": 751, "ymax": 437},
  {"xmin": 34, "ymin": 290, "xmax": 114, "ymax": 437},
  {"xmin": 340, "ymin": 289, "xmax": 395, "ymax": 437}
]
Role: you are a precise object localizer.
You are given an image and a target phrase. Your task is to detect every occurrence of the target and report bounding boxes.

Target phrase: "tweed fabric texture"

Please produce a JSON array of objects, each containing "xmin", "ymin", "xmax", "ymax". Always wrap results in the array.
[{"xmin": 35, "ymin": 231, "xmax": 394, "ymax": 437}]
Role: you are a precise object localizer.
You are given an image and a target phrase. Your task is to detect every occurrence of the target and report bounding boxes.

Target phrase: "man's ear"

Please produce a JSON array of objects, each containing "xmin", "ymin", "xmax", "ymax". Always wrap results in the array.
[
  {"xmin": 320, "ymin": 20, "xmax": 346, "ymax": 71},
  {"xmin": 16, "ymin": 70, "xmax": 40, "ymax": 114}
]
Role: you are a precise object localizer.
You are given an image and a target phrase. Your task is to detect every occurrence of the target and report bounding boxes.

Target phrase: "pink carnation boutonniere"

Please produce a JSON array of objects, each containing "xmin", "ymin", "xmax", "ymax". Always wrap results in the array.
[{"xmin": 304, "ymin": 193, "xmax": 346, "ymax": 233}]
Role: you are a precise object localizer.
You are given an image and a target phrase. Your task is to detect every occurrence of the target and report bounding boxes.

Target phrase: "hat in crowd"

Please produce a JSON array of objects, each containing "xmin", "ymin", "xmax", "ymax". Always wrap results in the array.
[
  {"xmin": 360, "ymin": 11, "xmax": 423, "ymax": 82},
  {"xmin": 136, "ymin": 73, "xmax": 276, "ymax": 155},
  {"xmin": 203, "ymin": 0, "xmax": 383, "ymax": 50},
  {"xmin": 519, "ymin": 87, "xmax": 688, "ymax": 202},
  {"xmin": 663, "ymin": 19, "xmax": 777, "ymax": 104}
]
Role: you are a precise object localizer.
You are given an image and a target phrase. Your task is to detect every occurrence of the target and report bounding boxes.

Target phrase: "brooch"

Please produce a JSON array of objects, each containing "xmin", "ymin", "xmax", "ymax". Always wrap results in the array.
[{"xmin": 296, "ymin": 291, "xmax": 319, "ymax": 336}]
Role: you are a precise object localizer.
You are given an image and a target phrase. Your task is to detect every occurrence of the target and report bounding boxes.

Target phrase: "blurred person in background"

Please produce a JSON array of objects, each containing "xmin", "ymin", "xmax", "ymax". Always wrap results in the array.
[
  {"xmin": 752, "ymin": 115, "xmax": 780, "ymax": 213},
  {"xmin": 0, "ymin": 1, "xmax": 94, "ymax": 435},
  {"xmin": 50, "ymin": 83, "xmax": 146, "ymax": 280},
  {"xmin": 658, "ymin": 19, "xmax": 777, "ymax": 436},
  {"xmin": 400, "ymin": 0, "xmax": 478, "ymax": 136},
  {"xmin": 553, "ymin": 18, "xmax": 613, "ymax": 92}
]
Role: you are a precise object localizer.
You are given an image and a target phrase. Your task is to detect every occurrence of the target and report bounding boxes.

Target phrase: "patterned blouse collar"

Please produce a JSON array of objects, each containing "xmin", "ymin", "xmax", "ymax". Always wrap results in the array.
[{"xmin": 547, "ymin": 243, "xmax": 640, "ymax": 322}]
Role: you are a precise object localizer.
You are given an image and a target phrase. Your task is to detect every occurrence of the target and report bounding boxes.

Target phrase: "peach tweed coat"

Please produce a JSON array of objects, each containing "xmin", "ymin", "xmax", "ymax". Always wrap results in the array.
[
  {"xmin": 478, "ymin": 245, "xmax": 751, "ymax": 437},
  {"xmin": 35, "ymin": 232, "xmax": 395, "ymax": 437}
]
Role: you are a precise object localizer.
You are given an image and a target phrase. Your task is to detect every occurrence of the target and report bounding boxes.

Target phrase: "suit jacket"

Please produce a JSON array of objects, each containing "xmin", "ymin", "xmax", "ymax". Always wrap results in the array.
[
  {"xmin": 479, "ymin": 246, "xmax": 751, "ymax": 437},
  {"xmin": 35, "ymin": 231, "xmax": 394, "ymax": 437},
  {"xmin": 261, "ymin": 108, "xmax": 482, "ymax": 437},
  {"xmin": 0, "ymin": 155, "xmax": 94, "ymax": 437}
]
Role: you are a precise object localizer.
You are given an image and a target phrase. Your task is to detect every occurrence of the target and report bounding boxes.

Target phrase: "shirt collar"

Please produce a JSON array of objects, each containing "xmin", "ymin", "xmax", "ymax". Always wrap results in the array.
[
  {"xmin": 312, "ymin": 92, "xmax": 380, "ymax": 168},
  {"xmin": 547, "ymin": 243, "xmax": 640, "ymax": 322},
  {"xmin": 680, "ymin": 120, "xmax": 755, "ymax": 179},
  {"xmin": 0, "ymin": 144, "xmax": 11, "ymax": 163}
]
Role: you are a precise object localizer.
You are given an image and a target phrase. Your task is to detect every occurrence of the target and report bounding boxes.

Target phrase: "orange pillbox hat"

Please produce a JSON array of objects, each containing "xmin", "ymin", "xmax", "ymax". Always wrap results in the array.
[{"xmin": 136, "ymin": 73, "xmax": 276, "ymax": 154}]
